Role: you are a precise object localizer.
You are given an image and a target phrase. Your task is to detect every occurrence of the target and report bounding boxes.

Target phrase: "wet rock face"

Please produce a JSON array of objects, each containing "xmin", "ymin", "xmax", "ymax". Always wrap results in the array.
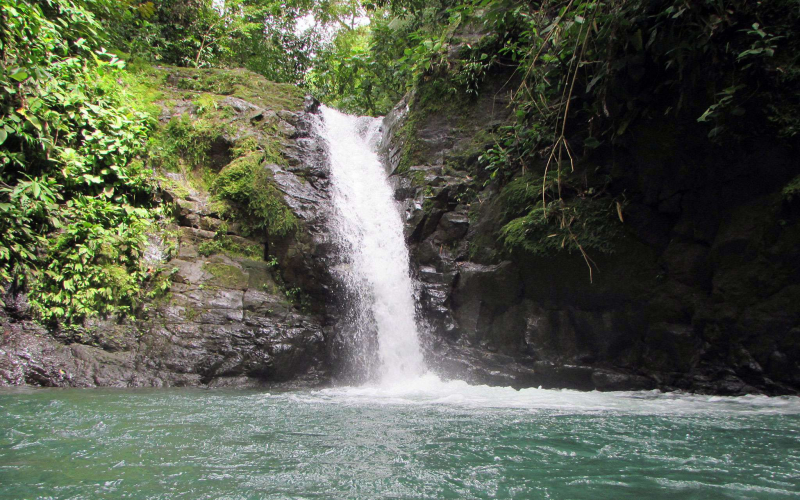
[
  {"xmin": 0, "ymin": 79, "xmax": 334, "ymax": 389},
  {"xmin": 1, "ymin": 246, "xmax": 329, "ymax": 388},
  {"xmin": 385, "ymin": 81, "xmax": 800, "ymax": 396},
  {"xmin": 134, "ymin": 251, "xmax": 327, "ymax": 386}
]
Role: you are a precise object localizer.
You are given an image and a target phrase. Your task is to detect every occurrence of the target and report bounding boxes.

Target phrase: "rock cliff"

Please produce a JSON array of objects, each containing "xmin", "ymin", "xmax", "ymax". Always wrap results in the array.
[
  {"xmin": 383, "ymin": 77, "xmax": 800, "ymax": 395},
  {"xmin": 0, "ymin": 68, "xmax": 334, "ymax": 388}
]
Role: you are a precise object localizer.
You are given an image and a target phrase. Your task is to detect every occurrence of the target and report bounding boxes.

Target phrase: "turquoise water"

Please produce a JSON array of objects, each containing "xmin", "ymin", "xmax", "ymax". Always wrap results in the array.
[{"xmin": 1, "ymin": 379, "xmax": 799, "ymax": 499}]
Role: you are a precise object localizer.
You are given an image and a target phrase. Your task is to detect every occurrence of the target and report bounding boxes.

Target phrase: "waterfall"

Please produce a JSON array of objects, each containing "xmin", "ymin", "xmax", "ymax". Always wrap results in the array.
[{"xmin": 318, "ymin": 106, "xmax": 426, "ymax": 383}]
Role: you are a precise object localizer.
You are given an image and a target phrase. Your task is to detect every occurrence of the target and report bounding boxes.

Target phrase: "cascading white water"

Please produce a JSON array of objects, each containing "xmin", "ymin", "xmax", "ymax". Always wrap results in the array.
[{"xmin": 318, "ymin": 106, "xmax": 426, "ymax": 383}]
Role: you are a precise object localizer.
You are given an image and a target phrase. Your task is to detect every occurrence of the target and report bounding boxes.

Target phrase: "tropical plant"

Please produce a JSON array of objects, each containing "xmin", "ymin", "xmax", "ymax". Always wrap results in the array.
[{"xmin": 0, "ymin": 0, "xmax": 164, "ymax": 319}]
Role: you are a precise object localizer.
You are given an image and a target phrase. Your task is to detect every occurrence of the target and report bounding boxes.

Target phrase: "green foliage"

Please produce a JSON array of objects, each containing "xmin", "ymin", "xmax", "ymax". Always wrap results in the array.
[
  {"xmin": 321, "ymin": 0, "xmax": 800, "ymax": 149},
  {"xmin": 218, "ymin": 0, "xmax": 326, "ymax": 84},
  {"xmin": 149, "ymin": 115, "xmax": 225, "ymax": 174},
  {"xmin": 104, "ymin": 0, "xmax": 367, "ymax": 86},
  {"xmin": 498, "ymin": 171, "xmax": 624, "ymax": 278},
  {"xmin": 193, "ymin": 94, "xmax": 220, "ymax": 116},
  {"xmin": 783, "ymin": 175, "xmax": 800, "ymax": 202},
  {"xmin": 210, "ymin": 154, "xmax": 298, "ymax": 237},
  {"xmin": 0, "ymin": 2, "xmax": 153, "ymax": 180},
  {"xmin": 0, "ymin": 176, "xmax": 62, "ymax": 289},
  {"xmin": 307, "ymin": 26, "xmax": 403, "ymax": 115},
  {"xmin": 480, "ymin": 123, "xmax": 549, "ymax": 184},
  {"xmin": 198, "ymin": 229, "xmax": 263, "ymax": 259},
  {"xmin": 100, "ymin": 0, "xmax": 230, "ymax": 69},
  {"xmin": 0, "ymin": 0, "xmax": 168, "ymax": 321},
  {"xmin": 28, "ymin": 197, "xmax": 157, "ymax": 321},
  {"xmin": 500, "ymin": 198, "xmax": 622, "ymax": 256},
  {"xmin": 476, "ymin": 0, "xmax": 800, "ymax": 236},
  {"xmin": 308, "ymin": 0, "xmax": 473, "ymax": 115},
  {"xmin": 346, "ymin": 0, "xmax": 800, "ymax": 275}
]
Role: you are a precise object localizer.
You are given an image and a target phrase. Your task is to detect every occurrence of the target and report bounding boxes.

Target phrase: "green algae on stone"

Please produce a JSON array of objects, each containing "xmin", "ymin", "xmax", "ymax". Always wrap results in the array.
[
  {"xmin": 203, "ymin": 263, "xmax": 248, "ymax": 290},
  {"xmin": 164, "ymin": 67, "xmax": 304, "ymax": 111}
]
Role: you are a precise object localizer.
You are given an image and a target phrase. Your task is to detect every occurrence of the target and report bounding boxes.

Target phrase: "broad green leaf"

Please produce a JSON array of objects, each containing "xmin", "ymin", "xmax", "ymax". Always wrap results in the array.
[
  {"xmin": 27, "ymin": 115, "xmax": 42, "ymax": 131},
  {"xmin": 9, "ymin": 70, "xmax": 28, "ymax": 82}
]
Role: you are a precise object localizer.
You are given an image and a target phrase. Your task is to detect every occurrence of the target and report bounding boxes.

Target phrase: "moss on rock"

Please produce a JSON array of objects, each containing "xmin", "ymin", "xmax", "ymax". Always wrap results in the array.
[
  {"xmin": 203, "ymin": 263, "xmax": 248, "ymax": 290},
  {"xmin": 210, "ymin": 154, "xmax": 298, "ymax": 238}
]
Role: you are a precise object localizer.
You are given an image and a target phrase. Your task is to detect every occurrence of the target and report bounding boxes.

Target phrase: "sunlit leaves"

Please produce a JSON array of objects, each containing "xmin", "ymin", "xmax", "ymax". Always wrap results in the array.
[
  {"xmin": 0, "ymin": 0, "xmax": 161, "ymax": 319},
  {"xmin": 29, "ymin": 196, "xmax": 157, "ymax": 322}
]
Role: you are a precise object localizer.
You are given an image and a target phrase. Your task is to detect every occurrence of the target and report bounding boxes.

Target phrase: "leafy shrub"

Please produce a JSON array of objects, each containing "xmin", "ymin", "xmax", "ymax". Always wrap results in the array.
[
  {"xmin": 0, "ymin": 0, "xmax": 167, "ymax": 320},
  {"xmin": 28, "ymin": 197, "xmax": 156, "ymax": 322},
  {"xmin": 0, "ymin": 177, "xmax": 62, "ymax": 292}
]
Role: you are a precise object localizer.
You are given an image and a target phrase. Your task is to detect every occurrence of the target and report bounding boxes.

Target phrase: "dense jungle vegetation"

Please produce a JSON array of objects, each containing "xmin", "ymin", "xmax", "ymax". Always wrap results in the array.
[{"xmin": 1, "ymin": 0, "xmax": 798, "ymax": 323}]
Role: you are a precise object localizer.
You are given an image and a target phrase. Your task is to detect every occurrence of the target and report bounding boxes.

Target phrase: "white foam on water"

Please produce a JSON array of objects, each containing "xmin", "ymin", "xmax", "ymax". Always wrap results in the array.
[{"xmin": 293, "ymin": 375, "xmax": 800, "ymax": 415}]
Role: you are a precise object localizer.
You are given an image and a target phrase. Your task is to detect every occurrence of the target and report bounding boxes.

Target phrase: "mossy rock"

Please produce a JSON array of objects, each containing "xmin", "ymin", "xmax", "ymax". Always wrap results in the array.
[
  {"xmin": 163, "ymin": 67, "xmax": 304, "ymax": 112},
  {"xmin": 198, "ymin": 235, "xmax": 263, "ymax": 260},
  {"xmin": 131, "ymin": 62, "xmax": 299, "ymax": 245},
  {"xmin": 210, "ymin": 156, "xmax": 298, "ymax": 238},
  {"xmin": 241, "ymin": 264, "xmax": 278, "ymax": 291},
  {"xmin": 203, "ymin": 263, "xmax": 248, "ymax": 290}
]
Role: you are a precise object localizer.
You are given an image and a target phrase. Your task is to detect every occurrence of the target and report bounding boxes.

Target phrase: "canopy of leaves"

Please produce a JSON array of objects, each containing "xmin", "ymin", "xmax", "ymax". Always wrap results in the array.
[{"xmin": 103, "ymin": 0, "xmax": 367, "ymax": 84}]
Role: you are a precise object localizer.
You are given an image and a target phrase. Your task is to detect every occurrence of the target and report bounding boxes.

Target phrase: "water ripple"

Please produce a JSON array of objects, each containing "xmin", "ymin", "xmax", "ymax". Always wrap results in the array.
[{"xmin": 0, "ymin": 385, "xmax": 798, "ymax": 499}]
